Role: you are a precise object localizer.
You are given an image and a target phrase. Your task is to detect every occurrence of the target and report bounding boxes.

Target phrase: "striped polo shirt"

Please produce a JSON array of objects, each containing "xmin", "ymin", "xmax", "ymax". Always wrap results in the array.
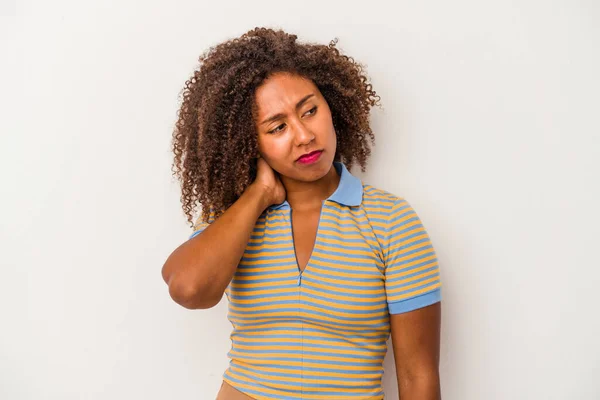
[{"xmin": 189, "ymin": 161, "xmax": 442, "ymax": 399}]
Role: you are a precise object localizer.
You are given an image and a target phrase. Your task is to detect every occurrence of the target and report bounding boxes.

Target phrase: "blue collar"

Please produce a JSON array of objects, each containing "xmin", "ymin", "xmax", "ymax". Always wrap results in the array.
[{"xmin": 269, "ymin": 161, "xmax": 363, "ymax": 210}]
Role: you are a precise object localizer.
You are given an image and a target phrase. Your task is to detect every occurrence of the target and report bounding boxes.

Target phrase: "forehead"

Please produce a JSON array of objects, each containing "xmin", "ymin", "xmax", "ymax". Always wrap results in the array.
[{"xmin": 254, "ymin": 73, "xmax": 319, "ymax": 115}]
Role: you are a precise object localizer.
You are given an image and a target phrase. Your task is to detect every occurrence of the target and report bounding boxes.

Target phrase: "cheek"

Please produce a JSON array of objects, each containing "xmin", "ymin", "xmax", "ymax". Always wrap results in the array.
[
  {"xmin": 258, "ymin": 135, "xmax": 291, "ymax": 162},
  {"xmin": 319, "ymin": 117, "xmax": 337, "ymax": 145},
  {"xmin": 316, "ymin": 107, "xmax": 335, "ymax": 135}
]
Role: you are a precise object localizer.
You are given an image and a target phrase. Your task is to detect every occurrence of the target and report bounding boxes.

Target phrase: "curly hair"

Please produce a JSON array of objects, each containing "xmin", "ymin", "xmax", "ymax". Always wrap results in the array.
[{"xmin": 171, "ymin": 27, "xmax": 381, "ymax": 226}]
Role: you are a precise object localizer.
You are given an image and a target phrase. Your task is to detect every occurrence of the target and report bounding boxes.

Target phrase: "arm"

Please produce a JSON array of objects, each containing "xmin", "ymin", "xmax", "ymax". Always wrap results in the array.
[
  {"xmin": 161, "ymin": 184, "xmax": 268, "ymax": 309},
  {"xmin": 161, "ymin": 158, "xmax": 285, "ymax": 310},
  {"xmin": 382, "ymin": 197, "xmax": 443, "ymax": 399},
  {"xmin": 390, "ymin": 302, "xmax": 442, "ymax": 400}
]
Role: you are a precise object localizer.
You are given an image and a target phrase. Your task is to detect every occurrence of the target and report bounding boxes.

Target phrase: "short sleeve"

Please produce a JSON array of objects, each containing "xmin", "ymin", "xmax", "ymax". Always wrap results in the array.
[
  {"xmin": 188, "ymin": 209, "xmax": 216, "ymax": 240},
  {"xmin": 384, "ymin": 198, "xmax": 442, "ymax": 314}
]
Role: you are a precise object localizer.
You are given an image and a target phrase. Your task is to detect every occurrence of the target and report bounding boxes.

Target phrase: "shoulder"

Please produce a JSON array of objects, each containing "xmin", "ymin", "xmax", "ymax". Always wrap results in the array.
[
  {"xmin": 362, "ymin": 183, "xmax": 407, "ymax": 212},
  {"xmin": 189, "ymin": 207, "xmax": 217, "ymax": 239},
  {"xmin": 361, "ymin": 183, "xmax": 428, "ymax": 238}
]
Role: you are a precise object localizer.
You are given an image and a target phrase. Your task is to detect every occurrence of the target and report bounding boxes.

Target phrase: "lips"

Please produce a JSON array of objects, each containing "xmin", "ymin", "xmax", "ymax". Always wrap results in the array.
[{"xmin": 296, "ymin": 150, "xmax": 323, "ymax": 164}]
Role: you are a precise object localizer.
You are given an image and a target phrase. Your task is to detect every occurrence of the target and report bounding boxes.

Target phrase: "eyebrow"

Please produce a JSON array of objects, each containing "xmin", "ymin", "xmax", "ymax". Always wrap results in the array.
[{"xmin": 260, "ymin": 93, "xmax": 316, "ymax": 126}]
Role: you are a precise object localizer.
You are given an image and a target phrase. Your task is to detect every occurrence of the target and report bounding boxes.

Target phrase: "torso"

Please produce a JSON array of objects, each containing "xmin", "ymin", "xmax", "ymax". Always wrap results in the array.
[
  {"xmin": 222, "ymin": 198, "xmax": 391, "ymax": 398},
  {"xmin": 203, "ymin": 162, "xmax": 441, "ymax": 399},
  {"xmin": 290, "ymin": 207, "xmax": 321, "ymax": 272}
]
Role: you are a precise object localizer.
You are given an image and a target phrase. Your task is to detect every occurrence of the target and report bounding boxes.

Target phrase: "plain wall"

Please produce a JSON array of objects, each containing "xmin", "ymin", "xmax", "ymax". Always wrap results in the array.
[{"xmin": 2, "ymin": 0, "xmax": 599, "ymax": 399}]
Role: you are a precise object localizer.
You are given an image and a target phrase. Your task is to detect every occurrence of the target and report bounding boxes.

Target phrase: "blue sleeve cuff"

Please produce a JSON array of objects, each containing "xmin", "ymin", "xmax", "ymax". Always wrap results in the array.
[
  {"xmin": 388, "ymin": 287, "xmax": 442, "ymax": 314},
  {"xmin": 189, "ymin": 230, "xmax": 203, "ymax": 240}
]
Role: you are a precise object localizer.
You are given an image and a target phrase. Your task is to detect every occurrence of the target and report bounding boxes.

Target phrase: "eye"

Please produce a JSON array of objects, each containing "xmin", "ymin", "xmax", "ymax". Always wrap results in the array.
[
  {"xmin": 268, "ymin": 123, "xmax": 286, "ymax": 134},
  {"xmin": 303, "ymin": 106, "xmax": 317, "ymax": 117}
]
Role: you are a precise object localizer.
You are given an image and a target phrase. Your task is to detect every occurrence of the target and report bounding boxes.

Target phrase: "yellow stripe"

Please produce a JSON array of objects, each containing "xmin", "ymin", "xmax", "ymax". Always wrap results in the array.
[
  {"xmin": 318, "ymin": 221, "xmax": 364, "ymax": 232},
  {"xmin": 228, "ymin": 353, "xmax": 384, "ymax": 370},
  {"xmin": 387, "ymin": 260, "xmax": 439, "ymax": 279},
  {"xmin": 295, "ymin": 272, "xmax": 382, "ymax": 288},
  {"xmin": 320, "ymin": 207, "xmax": 368, "ymax": 220},
  {"xmin": 238, "ymin": 256, "xmax": 296, "ymax": 266},
  {"xmin": 387, "ymin": 248, "xmax": 435, "ymax": 265},
  {"xmin": 243, "ymin": 249, "xmax": 295, "ymax": 259},
  {"xmin": 386, "ymin": 254, "xmax": 437, "ymax": 271},
  {"xmin": 308, "ymin": 250, "xmax": 384, "ymax": 267},
  {"xmin": 234, "ymin": 335, "xmax": 387, "ymax": 348},
  {"xmin": 228, "ymin": 365, "xmax": 381, "ymax": 387},
  {"xmin": 301, "ymin": 286, "xmax": 386, "ymax": 303},
  {"xmin": 228, "ymin": 308, "xmax": 388, "ymax": 324},
  {"xmin": 305, "ymin": 280, "xmax": 386, "ymax": 296},
  {"xmin": 317, "ymin": 235, "xmax": 379, "ymax": 251},
  {"xmin": 232, "ymin": 343, "xmax": 387, "ymax": 357},
  {"xmin": 362, "ymin": 193, "xmax": 397, "ymax": 201},
  {"xmin": 309, "ymin": 258, "xmax": 383, "ymax": 274},
  {"xmin": 231, "ymin": 294, "xmax": 300, "ymax": 305},
  {"xmin": 313, "ymin": 242, "xmax": 378, "ymax": 258},
  {"xmin": 228, "ymin": 287, "xmax": 299, "ymax": 296},
  {"xmin": 230, "ymin": 281, "xmax": 297, "ymax": 289},
  {"xmin": 229, "ymin": 300, "xmax": 388, "ymax": 315},
  {"xmin": 234, "ymin": 322, "xmax": 389, "ymax": 337},
  {"xmin": 228, "ymin": 364, "xmax": 382, "ymax": 383},
  {"xmin": 228, "ymin": 358, "xmax": 383, "ymax": 372},
  {"xmin": 387, "ymin": 268, "xmax": 439, "ymax": 288},
  {"xmin": 388, "ymin": 235, "xmax": 432, "ymax": 255},
  {"xmin": 228, "ymin": 316, "xmax": 388, "ymax": 331},
  {"xmin": 316, "ymin": 232, "xmax": 377, "ymax": 241},
  {"xmin": 386, "ymin": 278, "xmax": 441, "ymax": 296},
  {"xmin": 298, "ymin": 295, "xmax": 386, "ymax": 312},
  {"xmin": 388, "ymin": 282, "xmax": 442, "ymax": 302},
  {"xmin": 234, "ymin": 271, "xmax": 298, "ymax": 281},
  {"xmin": 386, "ymin": 216, "xmax": 422, "ymax": 236}
]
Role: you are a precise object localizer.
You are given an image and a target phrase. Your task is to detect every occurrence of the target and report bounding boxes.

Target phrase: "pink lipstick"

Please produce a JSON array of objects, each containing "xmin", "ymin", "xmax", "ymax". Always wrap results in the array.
[{"xmin": 296, "ymin": 150, "xmax": 323, "ymax": 165}]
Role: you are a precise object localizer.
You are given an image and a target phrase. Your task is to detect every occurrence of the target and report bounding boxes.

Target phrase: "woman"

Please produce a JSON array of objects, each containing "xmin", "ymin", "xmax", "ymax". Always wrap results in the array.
[{"xmin": 162, "ymin": 27, "xmax": 442, "ymax": 400}]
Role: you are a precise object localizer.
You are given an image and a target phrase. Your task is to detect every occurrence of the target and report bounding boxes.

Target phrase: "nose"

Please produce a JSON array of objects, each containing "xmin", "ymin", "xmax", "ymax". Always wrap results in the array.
[{"xmin": 292, "ymin": 120, "xmax": 315, "ymax": 146}]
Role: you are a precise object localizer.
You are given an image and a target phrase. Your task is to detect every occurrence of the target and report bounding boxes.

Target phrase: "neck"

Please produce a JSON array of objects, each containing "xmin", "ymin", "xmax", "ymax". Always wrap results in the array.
[{"xmin": 281, "ymin": 164, "xmax": 340, "ymax": 212}]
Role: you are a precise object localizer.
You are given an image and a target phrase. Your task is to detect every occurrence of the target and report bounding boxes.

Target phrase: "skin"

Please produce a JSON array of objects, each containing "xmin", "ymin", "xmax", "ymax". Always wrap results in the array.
[{"xmin": 391, "ymin": 302, "xmax": 442, "ymax": 399}]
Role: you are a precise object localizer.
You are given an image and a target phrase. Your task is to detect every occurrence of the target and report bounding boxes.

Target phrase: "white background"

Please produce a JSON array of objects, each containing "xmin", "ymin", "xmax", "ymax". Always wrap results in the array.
[{"xmin": 2, "ymin": 0, "xmax": 599, "ymax": 399}]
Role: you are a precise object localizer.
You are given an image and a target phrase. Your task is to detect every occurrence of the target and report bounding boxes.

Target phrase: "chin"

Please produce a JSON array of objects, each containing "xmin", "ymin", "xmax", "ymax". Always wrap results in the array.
[{"xmin": 294, "ymin": 159, "xmax": 334, "ymax": 181}]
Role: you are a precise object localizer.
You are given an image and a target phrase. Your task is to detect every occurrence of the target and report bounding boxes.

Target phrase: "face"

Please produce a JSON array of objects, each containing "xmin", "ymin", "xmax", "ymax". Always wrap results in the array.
[{"xmin": 254, "ymin": 72, "xmax": 337, "ymax": 182}]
